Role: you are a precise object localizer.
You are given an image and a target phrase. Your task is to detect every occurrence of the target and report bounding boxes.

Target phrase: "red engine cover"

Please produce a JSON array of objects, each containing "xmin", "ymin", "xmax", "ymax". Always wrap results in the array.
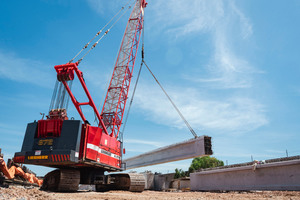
[{"xmin": 37, "ymin": 119, "xmax": 63, "ymax": 138}]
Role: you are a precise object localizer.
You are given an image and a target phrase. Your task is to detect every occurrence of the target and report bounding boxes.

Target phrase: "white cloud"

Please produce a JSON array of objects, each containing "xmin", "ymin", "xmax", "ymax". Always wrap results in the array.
[
  {"xmin": 149, "ymin": 1, "xmax": 224, "ymax": 35},
  {"xmin": 149, "ymin": 0, "xmax": 255, "ymax": 89},
  {"xmin": 134, "ymin": 84, "xmax": 268, "ymax": 134},
  {"xmin": 205, "ymin": 32, "xmax": 255, "ymax": 89},
  {"xmin": 86, "ymin": 0, "xmax": 256, "ymax": 89},
  {"xmin": 84, "ymin": 1, "xmax": 268, "ymax": 134},
  {"xmin": 230, "ymin": 1, "xmax": 253, "ymax": 39},
  {"xmin": 0, "ymin": 50, "xmax": 53, "ymax": 87}
]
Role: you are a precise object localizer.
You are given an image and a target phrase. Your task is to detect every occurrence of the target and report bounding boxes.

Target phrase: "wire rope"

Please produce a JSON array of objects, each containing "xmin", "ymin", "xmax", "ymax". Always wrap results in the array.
[
  {"xmin": 143, "ymin": 60, "xmax": 198, "ymax": 138},
  {"xmin": 77, "ymin": 1, "xmax": 134, "ymax": 64},
  {"xmin": 69, "ymin": 0, "xmax": 133, "ymax": 63}
]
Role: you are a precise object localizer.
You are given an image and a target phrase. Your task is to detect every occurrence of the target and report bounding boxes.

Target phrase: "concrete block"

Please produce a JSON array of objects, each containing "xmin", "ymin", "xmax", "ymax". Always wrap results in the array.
[
  {"xmin": 142, "ymin": 172, "xmax": 155, "ymax": 190},
  {"xmin": 191, "ymin": 159, "xmax": 300, "ymax": 191},
  {"xmin": 153, "ymin": 173, "xmax": 175, "ymax": 191},
  {"xmin": 171, "ymin": 178, "xmax": 190, "ymax": 190}
]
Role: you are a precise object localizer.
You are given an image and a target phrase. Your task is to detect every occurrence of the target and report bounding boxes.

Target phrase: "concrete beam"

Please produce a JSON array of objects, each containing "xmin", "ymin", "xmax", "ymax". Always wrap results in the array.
[
  {"xmin": 190, "ymin": 157, "xmax": 300, "ymax": 191},
  {"xmin": 124, "ymin": 135, "xmax": 212, "ymax": 169}
]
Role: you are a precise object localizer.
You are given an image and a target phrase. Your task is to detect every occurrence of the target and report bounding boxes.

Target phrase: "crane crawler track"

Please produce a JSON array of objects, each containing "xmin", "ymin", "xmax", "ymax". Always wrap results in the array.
[
  {"xmin": 41, "ymin": 169, "xmax": 80, "ymax": 192},
  {"xmin": 127, "ymin": 173, "xmax": 146, "ymax": 192},
  {"xmin": 95, "ymin": 173, "xmax": 145, "ymax": 192}
]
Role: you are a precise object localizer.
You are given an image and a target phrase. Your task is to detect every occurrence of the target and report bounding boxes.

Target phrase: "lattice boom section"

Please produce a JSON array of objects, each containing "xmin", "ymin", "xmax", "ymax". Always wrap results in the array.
[{"xmin": 101, "ymin": 0, "xmax": 144, "ymax": 139}]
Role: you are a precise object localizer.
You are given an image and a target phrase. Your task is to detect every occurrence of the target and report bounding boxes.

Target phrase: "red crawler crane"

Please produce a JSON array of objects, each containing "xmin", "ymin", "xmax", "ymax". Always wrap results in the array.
[{"xmin": 14, "ymin": 0, "xmax": 147, "ymax": 192}]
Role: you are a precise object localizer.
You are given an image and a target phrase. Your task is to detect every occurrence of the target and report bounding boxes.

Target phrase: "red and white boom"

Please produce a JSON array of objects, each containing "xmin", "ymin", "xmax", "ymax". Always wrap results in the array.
[{"xmin": 101, "ymin": 0, "xmax": 147, "ymax": 139}]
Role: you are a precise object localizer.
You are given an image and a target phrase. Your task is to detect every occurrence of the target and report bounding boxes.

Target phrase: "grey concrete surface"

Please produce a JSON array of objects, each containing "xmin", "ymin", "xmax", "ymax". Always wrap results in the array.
[
  {"xmin": 171, "ymin": 178, "xmax": 190, "ymax": 190},
  {"xmin": 124, "ymin": 136, "xmax": 212, "ymax": 169},
  {"xmin": 191, "ymin": 159, "xmax": 300, "ymax": 191},
  {"xmin": 143, "ymin": 172, "xmax": 155, "ymax": 190},
  {"xmin": 142, "ymin": 172, "xmax": 190, "ymax": 191},
  {"xmin": 142, "ymin": 172, "xmax": 173, "ymax": 191},
  {"xmin": 153, "ymin": 173, "xmax": 175, "ymax": 191}
]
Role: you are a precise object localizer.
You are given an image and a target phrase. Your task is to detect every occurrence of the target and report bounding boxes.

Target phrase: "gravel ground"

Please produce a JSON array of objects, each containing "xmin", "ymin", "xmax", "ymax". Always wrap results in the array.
[
  {"xmin": 0, "ymin": 186, "xmax": 50, "ymax": 200},
  {"xmin": 1, "ymin": 186, "xmax": 300, "ymax": 200}
]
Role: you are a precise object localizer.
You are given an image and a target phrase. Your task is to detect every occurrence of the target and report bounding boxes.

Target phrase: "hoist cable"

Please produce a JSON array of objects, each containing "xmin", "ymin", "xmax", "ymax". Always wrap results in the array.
[
  {"xmin": 55, "ymin": 82, "xmax": 64, "ymax": 109},
  {"xmin": 119, "ymin": 11, "xmax": 198, "ymax": 139},
  {"xmin": 77, "ymin": 2, "xmax": 134, "ymax": 64},
  {"xmin": 50, "ymin": 80, "xmax": 72, "ymax": 110},
  {"xmin": 65, "ymin": 80, "xmax": 73, "ymax": 110},
  {"xmin": 69, "ymin": 0, "xmax": 133, "ymax": 63},
  {"xmin": 120, "ymin": 59, "xmax": 144, "ymax": 141},
  {"xmin": 49, "ymin": 80, "xmax": 59, "ymax": 111},
  {"xmin": 142, "ymin": 61, "xmax": 198, "ymax": 138}
]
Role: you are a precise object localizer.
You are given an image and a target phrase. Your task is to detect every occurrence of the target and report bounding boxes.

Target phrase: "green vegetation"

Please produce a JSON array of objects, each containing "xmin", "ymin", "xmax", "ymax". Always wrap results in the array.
[
  {"xmin": 188, "ymin": 156, "xmax": 224, "ymax": 173},
  {"xmin": 174, "ymin": 168, "xmax": 189, "ymax": 179},
  {"xmin": 174, "ymin": 156, "xmax": 224, "ymax": 179}
]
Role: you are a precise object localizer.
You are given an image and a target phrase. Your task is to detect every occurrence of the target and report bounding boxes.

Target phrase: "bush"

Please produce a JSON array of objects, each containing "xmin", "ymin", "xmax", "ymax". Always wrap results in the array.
[
  {"xmin": 189, "ymin": 156, "xmax": 224, "ymax": 173},
  {"xmin": 174, "ymin": 156, "xmax": 224, "ymax": 179},
  {"xmin": 174, "ymin": 168, "xmax": 189, "ymax": 179}
]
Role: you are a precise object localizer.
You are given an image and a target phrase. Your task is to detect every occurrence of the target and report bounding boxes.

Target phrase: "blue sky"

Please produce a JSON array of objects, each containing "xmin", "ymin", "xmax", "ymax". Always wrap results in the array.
[{"xmin": 0, "ymin": 0, "xmax": 299, "ymax": 176}]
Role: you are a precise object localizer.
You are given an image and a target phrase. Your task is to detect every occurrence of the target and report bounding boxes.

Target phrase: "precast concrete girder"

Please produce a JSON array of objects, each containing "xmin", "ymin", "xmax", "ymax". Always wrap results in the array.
[{"xmin": 123, "ymin": 135, "xmax": 212, "ymax": 169}]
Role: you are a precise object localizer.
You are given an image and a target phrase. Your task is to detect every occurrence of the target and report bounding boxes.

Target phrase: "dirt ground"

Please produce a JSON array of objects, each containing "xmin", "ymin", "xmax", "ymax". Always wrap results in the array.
[{"xmin": 1, "ymin": 186, "xmax": 300, "ymax": 200}]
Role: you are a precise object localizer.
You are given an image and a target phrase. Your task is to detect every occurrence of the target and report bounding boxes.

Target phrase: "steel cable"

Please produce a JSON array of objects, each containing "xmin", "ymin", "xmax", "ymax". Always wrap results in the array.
[
  {"xmin": 119, "ymin": 13, "xmax": 198, "ymax": 139},
  {"xmin": 142, "ymin": 61, "xmax": 198, "ymax": 138},
  {"xmin": 77, "ymin": 1, "xmax": 134, "ymax": 64},
  {"xmin": 69, "ymin": 0, "xmax": 133, "ymax": 63}
]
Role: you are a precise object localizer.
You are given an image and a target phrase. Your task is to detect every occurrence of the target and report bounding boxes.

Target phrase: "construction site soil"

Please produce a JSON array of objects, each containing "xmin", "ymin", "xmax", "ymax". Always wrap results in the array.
[{"xmin": 0, "ymin": 186, "xmax": 299, "ymax": 200}]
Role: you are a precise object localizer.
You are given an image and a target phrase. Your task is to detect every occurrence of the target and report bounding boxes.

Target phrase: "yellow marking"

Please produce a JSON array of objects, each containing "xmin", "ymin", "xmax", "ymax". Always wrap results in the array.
[
  {"xmin": 38, "ymin": 139, "xmax": 53, "ymax": 146},
  {"xmin": 28, "ymin": 155, "xmax": 48, "ymax": 160}
]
